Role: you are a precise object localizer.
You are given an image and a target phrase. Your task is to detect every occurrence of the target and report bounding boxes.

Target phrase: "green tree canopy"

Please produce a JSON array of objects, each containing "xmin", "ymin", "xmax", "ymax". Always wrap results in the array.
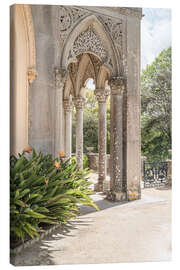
[{"xmin": 141, "ymin": 47, "xmax": 172, "ymax": 161}]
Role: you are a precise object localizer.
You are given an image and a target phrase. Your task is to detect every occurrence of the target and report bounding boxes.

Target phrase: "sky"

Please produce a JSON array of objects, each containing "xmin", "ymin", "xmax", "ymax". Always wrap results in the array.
[{"xmin": 141, "ymin": 8, "xmax": 171, "ymax": 69}]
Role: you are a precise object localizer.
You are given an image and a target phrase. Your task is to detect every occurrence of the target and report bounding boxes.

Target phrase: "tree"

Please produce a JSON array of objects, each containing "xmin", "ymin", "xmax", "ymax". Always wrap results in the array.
[{"xmin": 141, "ymin": 47, "xmax": 172, "ymax": 161}]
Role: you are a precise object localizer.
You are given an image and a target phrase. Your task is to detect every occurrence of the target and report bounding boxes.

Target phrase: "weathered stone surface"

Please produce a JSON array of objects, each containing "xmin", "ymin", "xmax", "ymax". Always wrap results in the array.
[
  {"xmin": 11, "ymin": 4, "xmax": 142, "ymax": 201},
  {"xmin": 63, "ymin": 98, "xmax": 73, "ymax": 160},
  {"xmin": 73, "ymin": 97, "xmax": 85, "ymax": 169},
  {"xmin": 95, "ymin": 88, "xmax": 110, "ymax": 192}
]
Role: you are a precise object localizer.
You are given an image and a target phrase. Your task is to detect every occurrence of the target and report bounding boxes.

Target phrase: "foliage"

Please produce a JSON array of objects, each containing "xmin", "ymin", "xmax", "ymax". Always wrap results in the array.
[
  {"xmin": 83, "ymin": 154, "xmax": 89, "ymax": 169},
  {"xmin": 141, "ymin": 47, "xmax": 172, "ymax": 161},
  {"xmin": 10, "ymin": 149, "xmax": 99, "ymax": 245},
  {"xmin": 71, "ymin": 154, "xmax": 89, "ymax": 169}
]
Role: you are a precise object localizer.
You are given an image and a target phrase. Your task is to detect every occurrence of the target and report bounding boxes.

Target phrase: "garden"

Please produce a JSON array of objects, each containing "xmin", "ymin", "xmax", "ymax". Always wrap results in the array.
[{"xmin": 10, "ymin": 147, "xmax": 98, "ymax": 249}]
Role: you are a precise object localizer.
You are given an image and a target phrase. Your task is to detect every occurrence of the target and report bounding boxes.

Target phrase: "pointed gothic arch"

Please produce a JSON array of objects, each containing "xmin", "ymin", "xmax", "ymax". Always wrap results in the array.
[{"xmin": 60, "ymin": 14, "xmax": 120, "ymax": 75}]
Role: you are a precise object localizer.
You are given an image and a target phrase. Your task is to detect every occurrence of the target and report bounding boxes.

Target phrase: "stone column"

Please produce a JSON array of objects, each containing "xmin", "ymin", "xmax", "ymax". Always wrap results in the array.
[
  {"xmin": 54, "ymin": 68, "xmax": 67, "ymax": 156},
  {"xmin": 94, "ymin": 88, "xmax": 110, "ymax": 192},
  {"xmin": 108, "ymin": 77, "xmax": 126, "ymax": 201},
  {"xmin": 63, "ymin": 98, "xmax": 73, "ymax": 160},
  {"xmin": 73, "ymin": 97, "xmax": 85, "ymax": 170}
]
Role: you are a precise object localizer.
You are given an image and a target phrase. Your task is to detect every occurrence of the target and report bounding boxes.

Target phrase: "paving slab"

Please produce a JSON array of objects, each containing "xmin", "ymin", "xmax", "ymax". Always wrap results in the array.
[{"xmin": 11, "ymin": 181, "xmax": 171, "ymax": 266}]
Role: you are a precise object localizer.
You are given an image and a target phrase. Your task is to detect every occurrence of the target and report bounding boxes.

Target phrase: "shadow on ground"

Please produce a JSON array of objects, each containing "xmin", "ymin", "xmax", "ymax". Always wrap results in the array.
[
  {"xmin": 79, "ymin": 194, "xmax": 128, "ymax": 215},
  {"xmin": 11, "ymin": 193, "xmax": 130, "ymax": 266},
  {"xmin": 11, "ymin": 218, "xmax": 94, "ymax": 266}
]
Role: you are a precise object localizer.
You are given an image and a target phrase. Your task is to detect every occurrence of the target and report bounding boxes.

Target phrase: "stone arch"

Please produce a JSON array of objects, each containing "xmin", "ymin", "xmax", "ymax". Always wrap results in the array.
[
  {"xmin": 63, "ymin": 74, "xmax": 74, "ymax": 99},
  {"xmin": 97, "ymin": 64, "xmax": 111, "ymax": 89},
  {"xmin": 61, "ymin": 14, "xmax": 119, "ymax": 75},
  {"xmin": 75, "ymin": 53, "xmax": 96, "ymax": 97},
  {"xmin": 10, "ymin": 4, "xmax": 37, "ymax": 155}
]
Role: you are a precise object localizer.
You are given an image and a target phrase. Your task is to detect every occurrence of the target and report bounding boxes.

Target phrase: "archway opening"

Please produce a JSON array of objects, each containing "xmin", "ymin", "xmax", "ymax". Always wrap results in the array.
[{"xmin": 64, "ymin": 52, "xmax": 111, "ymax": 192}]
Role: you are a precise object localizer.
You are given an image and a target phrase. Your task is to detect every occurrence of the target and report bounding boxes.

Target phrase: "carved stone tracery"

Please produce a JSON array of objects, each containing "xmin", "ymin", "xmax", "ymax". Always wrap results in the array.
[
  {"xmin": 57, "ymin": 6, "xmax": 89, "ymax": 44},
  {"xmin": 103, "ymin": 17, "xmax": 123, "ymax": 45},
  {"xmin": 72, "ymin": 26, "xmax": 107, "ymax": 60}
]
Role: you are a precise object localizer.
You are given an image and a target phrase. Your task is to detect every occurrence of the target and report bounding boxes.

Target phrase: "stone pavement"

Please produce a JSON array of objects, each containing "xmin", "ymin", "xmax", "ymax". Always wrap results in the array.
[{"xmin": 11, "ymin": 175, "xmax": 171, "ymax": 266}]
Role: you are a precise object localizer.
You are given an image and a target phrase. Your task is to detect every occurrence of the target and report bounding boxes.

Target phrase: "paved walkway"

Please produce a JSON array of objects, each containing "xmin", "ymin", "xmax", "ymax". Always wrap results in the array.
[{"xmin": 11, "ymin": 175, "xmax": 171, "ymax": 266}]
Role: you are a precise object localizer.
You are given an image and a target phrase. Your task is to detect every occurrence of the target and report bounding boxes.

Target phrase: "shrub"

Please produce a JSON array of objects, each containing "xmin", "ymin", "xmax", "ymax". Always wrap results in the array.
[
  {"xmin": 10, "ymin": 149, "xmax": 98, "ymax": 246},
  {"xmin": 71, "ymin": 154, "xmax": 89, "ymax": 169}
]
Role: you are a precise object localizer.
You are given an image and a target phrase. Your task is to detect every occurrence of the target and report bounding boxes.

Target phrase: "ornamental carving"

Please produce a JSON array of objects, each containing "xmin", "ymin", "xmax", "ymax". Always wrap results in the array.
[
  {"xmin": 73, "ymin": 97, "xmax": 85, "ymax": 110},
  {"xmin": 72, "ymin": 26, "xmax": 107, "ymax": 60},
  {"xmin": 57, "ymin": 6, "xmax": 89, "ymax": 44},
  {"xmin": 63, "ymin": 98, "xmax": 73, "ymax": 112},
  {"xmin": 94, "ymin": 88, "xmax": 110, "ymax": 103},
  {"xmin": 103, "ymin": 17, "xmax": 123, "ymax": 45},
  {"xmin": 54, "ymin": 67, "xmax": 68, "ymax": 88},
  {"xmin": 59, "ymin": 7, "xmax": 72, "ymax": 32},
  {"xmin": 109, "ymin": 76, "xmax": 126, "ymax": 96}
]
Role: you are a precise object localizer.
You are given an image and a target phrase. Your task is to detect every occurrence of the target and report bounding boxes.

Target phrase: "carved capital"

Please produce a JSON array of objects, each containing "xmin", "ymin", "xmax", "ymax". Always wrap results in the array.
[
  {"xmin": 63, "ymin": 98, "xmax": 73, "ymax": 112},
  {"xmin": 54, "ymin": 67, "xmax": 68, "ymax": 88},
  {"xmin": 109, "ymin": 76, "xmax": 126, "ymax": 96},
  {"xmin": 94, "ymin": 88, "xmax": 110, "ymax": 103},
  {"xmin": 73, "ymin": 97, "xmax": 85, "ymax": 110},
  {"xmin": 27, "ymin": 68, "xmax": 38, "ymax": 84}
]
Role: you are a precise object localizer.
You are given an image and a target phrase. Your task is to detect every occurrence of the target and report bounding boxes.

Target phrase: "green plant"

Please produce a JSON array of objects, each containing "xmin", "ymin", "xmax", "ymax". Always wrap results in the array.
[
  {"xmin": 83, "ymin": 154, "xmax": 89, "ymax": 169},
  {"xmin": 10, "ymin": 149, "xmax": 98, "ymax": 245},
  {"xmin": 141, "ymin": 47, "xmax": 171, "ymax": 162}
]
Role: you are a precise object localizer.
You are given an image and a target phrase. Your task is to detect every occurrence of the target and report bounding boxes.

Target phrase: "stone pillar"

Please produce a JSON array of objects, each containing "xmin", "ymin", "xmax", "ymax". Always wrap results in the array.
[
  {"xmin": 108, "ymin": 77, "xmax": 126, "ymax": 201},
  {"xmin": 54, "ymin": 68, "xmax": 67, "ymax": 156},
  {"xmin": 73, "ymin": 97, "xmax": 85, "ymax": 170},
  {"xmin": 63, "ymin": 98, "xmax": 73, "ymax": 160},
  {"xmin": 94, "ymin": 88, "xmax": 110, "ymax": 192}
]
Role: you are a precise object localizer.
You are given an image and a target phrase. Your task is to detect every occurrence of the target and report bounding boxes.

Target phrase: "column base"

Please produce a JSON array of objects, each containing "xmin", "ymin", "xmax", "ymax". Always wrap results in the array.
[
  {"xmin": 106, "ymin": 190, "xmax": 127, "ymax": 202},
  {"xmin": 103, "ymin": 180, "xmax": 110, "ymax": 192},
  {"xmin": 127, "ymin": 190, "xmax": 141, "ymax": 201},
  {"xmin": 94, "ymin": 183, "xmax": 103, "ymax": 192}
]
